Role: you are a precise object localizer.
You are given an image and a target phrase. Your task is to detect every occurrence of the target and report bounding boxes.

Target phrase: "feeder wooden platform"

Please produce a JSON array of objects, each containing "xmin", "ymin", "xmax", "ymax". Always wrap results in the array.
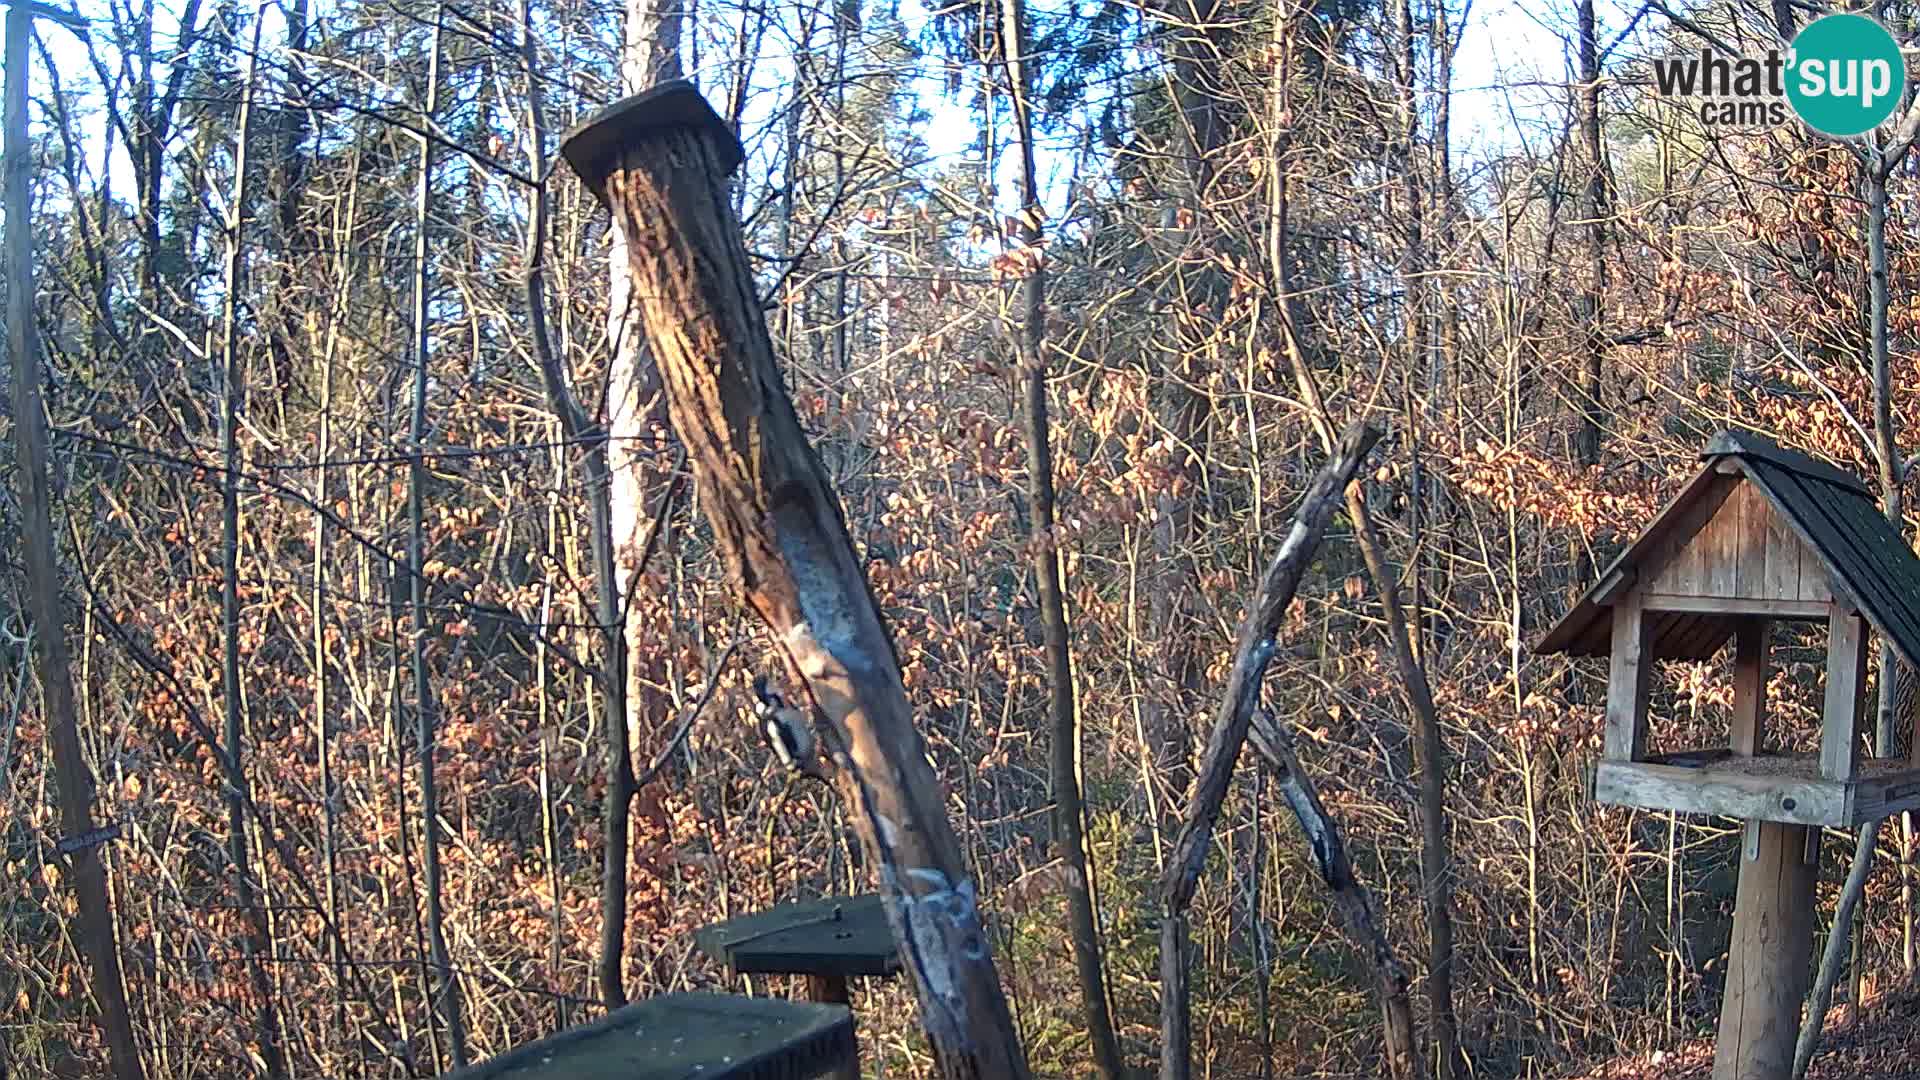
[
  {"xmin": 694, "ymin": 894, "xmax": 900, "ymax": 1080},
  {"xmin": 1597, "ymin": 750, "xmax": 1920, "ymax": 827},
  {"xmin": 443, "ymin": 993, "xmax": 854, "ymax": 1080},
  {"xmin": 695, "ymin": 894, "xmax": 901, "ymax": 981}
]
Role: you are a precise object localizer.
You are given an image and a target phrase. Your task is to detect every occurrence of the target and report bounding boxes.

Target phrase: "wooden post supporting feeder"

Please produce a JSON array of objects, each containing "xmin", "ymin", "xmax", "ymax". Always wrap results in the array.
[
  {"xmin": 561, "ymin": 82, "xmax": 1031, "ymax": 1078},
  {"xmin": 1538, "ymin": 430, "xmax": 1920, "ymax": 1080}
]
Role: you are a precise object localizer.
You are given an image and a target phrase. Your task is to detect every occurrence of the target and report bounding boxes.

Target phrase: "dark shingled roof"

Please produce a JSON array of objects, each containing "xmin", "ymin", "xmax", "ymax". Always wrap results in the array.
[{"xmin": 1535, "ymin": 430, "xmax": 1920, "ymax": 671}]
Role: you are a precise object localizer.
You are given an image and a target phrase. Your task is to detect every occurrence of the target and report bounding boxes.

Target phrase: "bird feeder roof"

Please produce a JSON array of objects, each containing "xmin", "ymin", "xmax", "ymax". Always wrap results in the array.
[{"xmin": 1536, "ymin": 430, "xmax": 1920, "ymax": 670}]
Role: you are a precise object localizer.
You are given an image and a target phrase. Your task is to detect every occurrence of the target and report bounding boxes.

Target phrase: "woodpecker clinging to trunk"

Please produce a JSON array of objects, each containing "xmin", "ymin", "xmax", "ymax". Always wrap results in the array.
[{"xmin": 753, "ymin": 676, "xmax": 827, "ymax": 781}]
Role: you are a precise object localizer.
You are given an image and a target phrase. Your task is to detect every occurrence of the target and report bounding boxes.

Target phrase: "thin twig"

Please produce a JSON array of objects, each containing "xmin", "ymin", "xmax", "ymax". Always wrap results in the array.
[{"xmin": 634, "ymin": 638, "xmax": 742, "ymax": 790}]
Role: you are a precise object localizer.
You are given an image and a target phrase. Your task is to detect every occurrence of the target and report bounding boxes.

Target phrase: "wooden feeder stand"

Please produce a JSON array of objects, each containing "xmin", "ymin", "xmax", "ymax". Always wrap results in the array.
[
  {"xmin": 1538, "ymin": 430, "xmax": 1920, "ymax": 1080},
  {"xmin": 696, "ymin": 894, "xmax": 902, "ymax": 1080},
  {"xmin": 442, "ymin": 993, "xmax": 854, "ymax": 1080}
]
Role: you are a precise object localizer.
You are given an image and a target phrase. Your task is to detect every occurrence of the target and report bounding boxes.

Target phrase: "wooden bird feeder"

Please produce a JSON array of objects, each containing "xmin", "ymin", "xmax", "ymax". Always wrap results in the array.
[
  {"xmin": 696, "ymin": 894, "xmax": 901, "ymax": 1080},
  {"xmin": 443, "ymin": 992, "xmax": 854, "ymax": 1080},
  {"xmin": 1538, "ymin": 429, "xmax": 1920, "ymax": 1080}
]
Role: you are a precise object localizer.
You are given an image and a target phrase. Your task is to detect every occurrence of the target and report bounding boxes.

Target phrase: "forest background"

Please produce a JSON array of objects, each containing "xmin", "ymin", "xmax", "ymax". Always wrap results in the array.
[{"xmin": 5, "ymin": 0, "xmax": 1919, "ymax": 1075}]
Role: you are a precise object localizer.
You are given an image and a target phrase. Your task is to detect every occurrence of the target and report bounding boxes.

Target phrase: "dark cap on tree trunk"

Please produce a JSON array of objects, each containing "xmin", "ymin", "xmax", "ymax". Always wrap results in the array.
[{"xmin": 559, "ymin": 79, "xmax": 745, "ymax": 203}]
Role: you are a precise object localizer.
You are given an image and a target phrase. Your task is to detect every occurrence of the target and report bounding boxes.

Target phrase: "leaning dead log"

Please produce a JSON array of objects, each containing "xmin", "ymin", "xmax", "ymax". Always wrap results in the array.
[
  {"xmin": 561, "ymin": 82, "xmax": 1030, "ymax": 1079},
  {"xmin": 1248, "ymin": 707, "xmax": 1420, "ymax": 1078},
  {"xmin": 1158, "ymin": 420, "xmax": 1380, "ymax": 1080}
]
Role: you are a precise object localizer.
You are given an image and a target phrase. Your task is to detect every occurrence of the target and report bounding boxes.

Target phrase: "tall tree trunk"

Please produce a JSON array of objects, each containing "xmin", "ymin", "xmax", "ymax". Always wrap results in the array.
[
  {"xmin": 1867, "ymin": 146, "xmax": 1913, "ymax": 985},
  {"xmin": 519, "ymin": 0, "xmax": 637, "ymax": 1009},
  {"xmin": 408, "ymin": 13, "xmax": 467, "ymax": 1066},
  {"xmin": 1279, "ymin": 327, "xmax": 1461, "ymax": 1080},
  {"xmin": 1392, "ymin": 0, "xmax": 1429, "ymax": 659},
  {"xmin": 1347, "ymin": 485, "xmax": 1461, "ymax": 1079},
  {"xmin": 605, "ymin": 0, "xmax": 685, "ymax": 993},
  {"xmin": 310, "ymin": 168, "xmax": 353, "ymax": 1040},
  {"xmin": 5, "ymin": 6, "xmax": 147, "ymax": 1077},
  {"xmin": 1573, "ymin": 0, "xmax": 1607, "ymax": 467},
  {"xmin": 1392, "ymin": 0, "xmax": 1424, "ymax": 382},
  {"xmin": 998, "ymin": 0, "xmax": 1122, "ymax": 1071},
  {"xmin": 278, "ymin": 6, "xmax": 338, "ymax": 1041},
  {"xmin": 1795, "ymin": 148, "xmax": 1905, "ymax": 1080},
  {"xmin": 1149, "ymin": 0, "xmax": 1228, "ymax": 818},
  {"xmin": 217, "ymin": 15, "xmax": 284, "ymax": 1075},
  {"xmin": 1390, "ymin": 8, "xmax": 1459, "ymax": 1073}
]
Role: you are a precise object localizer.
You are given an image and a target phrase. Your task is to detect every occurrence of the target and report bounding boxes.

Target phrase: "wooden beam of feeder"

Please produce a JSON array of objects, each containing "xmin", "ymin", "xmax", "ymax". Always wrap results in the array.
[
  {"xmin": 561, "ymin": 82, "xmax": 1029, "ymax": 1080},
  {"xmin": 1715, "ymin": 821, "xmax": 1816, "ymax": 1080}
]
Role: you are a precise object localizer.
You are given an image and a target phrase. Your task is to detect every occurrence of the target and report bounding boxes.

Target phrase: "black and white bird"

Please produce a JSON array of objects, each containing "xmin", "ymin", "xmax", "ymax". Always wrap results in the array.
[{"xmin": 753, "ymin": 676, "xmax": 824, "ymax": 780}]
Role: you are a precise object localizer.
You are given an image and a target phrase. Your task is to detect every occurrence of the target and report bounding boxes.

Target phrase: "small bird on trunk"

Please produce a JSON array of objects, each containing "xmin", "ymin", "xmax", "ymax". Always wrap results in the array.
[{"xmin": 753, "ymin": 676, "xmax": 828, "ymax": 782}]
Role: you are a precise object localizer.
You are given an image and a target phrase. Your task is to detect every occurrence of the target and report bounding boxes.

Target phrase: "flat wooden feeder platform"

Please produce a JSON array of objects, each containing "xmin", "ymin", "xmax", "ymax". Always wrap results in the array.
[
  {"xmin": 1598, "ymin": 749, "xmax": 1920, "ymax": 827},
  {"xmin": 695, "ymin": 894, "xmax": 901, "ymax": 980},
  {"xmin": 443, "ymin": 992, "xmax": 853, "ymax": 1080}
]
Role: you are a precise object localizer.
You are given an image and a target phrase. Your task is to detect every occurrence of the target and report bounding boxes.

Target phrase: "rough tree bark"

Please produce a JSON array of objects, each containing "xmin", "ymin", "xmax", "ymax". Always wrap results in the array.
[
  {"xmin": 1247, "ymin": 707, "xmax": 1420, "ymax": 1078},
  {"xmin": 997, "ymin": 0, "xmax": 1122, "ymax": 1070},
  {"xmin": 5, "ymin": 4, "xmax": 145, "ymax": 1077},
  {"xmin": 1157, "ymin": 421, "xmax": 1381, "ymax": 1080},
  {"xmin": 563, "ymin": 82, "xmax": 1031, "ymax": 1078}
]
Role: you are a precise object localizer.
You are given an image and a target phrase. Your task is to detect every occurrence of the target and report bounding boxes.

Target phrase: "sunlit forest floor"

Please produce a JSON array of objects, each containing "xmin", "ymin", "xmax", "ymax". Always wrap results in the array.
[{"xmin": 1568, "ymin": 979, "xmax": 1920, "ymax": 1080}]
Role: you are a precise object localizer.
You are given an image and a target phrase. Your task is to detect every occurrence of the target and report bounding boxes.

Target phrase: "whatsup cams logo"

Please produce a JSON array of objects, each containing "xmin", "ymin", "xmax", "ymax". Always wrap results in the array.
[{"xmin": 1653, "ymin": 13, "xmax": 1906, "ymax": 137}]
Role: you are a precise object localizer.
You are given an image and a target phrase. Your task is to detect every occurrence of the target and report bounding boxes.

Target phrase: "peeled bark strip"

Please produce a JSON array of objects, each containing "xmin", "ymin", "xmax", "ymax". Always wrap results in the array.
[
  {"xmin": 1158, "ymin": 420, "xmax": 1380, "ymax": 1080},
  {"xmin": 564, "ymin": 84, "xmax": 1030, "ymax": 1079}
]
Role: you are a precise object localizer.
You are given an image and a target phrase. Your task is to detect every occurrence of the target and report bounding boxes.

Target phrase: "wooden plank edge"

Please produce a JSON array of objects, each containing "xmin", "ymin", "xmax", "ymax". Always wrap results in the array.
[{"xmin": 1594, "ymin": 760, "xmax": 1847, "ymax": 828}]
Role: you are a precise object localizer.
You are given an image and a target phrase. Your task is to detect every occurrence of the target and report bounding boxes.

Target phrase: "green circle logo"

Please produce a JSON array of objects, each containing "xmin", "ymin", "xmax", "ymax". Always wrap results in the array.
[{"xmin": 1787, "ymin": 14, "xmax": 1906, "ymax": 137}]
